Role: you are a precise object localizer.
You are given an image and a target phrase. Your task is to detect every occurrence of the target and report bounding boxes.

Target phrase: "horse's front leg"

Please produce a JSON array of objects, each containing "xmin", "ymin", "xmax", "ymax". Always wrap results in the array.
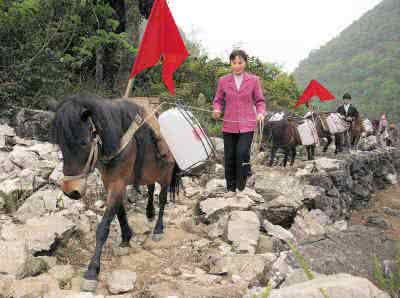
[
  {"xmin": 152, "ymin": 187, "xmax": 168, "ymax": 241},
  {"xmin": 82, "ymin": 184, "xmax": 125, "ymax": 291},
  {"xmin": 146, "ymin": 183, "xmax": 156, "ymax": 221}
]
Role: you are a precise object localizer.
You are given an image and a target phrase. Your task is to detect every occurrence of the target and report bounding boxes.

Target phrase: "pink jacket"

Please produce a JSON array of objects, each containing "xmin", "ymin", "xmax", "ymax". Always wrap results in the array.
[{"xmin": 213, "ymin": 72, "xmax": 266, "ymax": 133}]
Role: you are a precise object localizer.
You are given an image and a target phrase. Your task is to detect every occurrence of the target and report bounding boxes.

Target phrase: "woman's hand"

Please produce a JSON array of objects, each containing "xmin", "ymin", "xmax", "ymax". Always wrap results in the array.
[
  {"xmin": 213, "ymin": 110, "xmax": 221, "ymax": 120},
  {"xmin": 256, "ymin": 114, "xmax": 265, "ymax": 123}
]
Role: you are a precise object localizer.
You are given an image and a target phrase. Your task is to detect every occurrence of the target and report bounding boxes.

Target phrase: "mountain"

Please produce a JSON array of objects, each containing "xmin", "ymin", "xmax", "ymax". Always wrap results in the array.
[{"xmin": 293, "ymin": 0, "xmax": 400, "ymax": 121}]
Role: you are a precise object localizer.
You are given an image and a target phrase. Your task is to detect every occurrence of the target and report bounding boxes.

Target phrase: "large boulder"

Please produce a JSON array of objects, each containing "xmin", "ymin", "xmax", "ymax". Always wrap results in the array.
[
  {"xmin": 15, "ymin": 108, "xmax": 54, "ymax": 142},
  {"xmin": 226, "ymin": 211, "xmax": 260, "ymax": 254},
  {"xmin": 1, "ymin": 215, "xmax": 76, "ymax": 254},
  {"xmin": 268, "ymin": 273, "xmax": 389, "ymax": 298},
  {"xmin": 0, "ymin": 240, "xmax": 30, "ymax": 276},
  {"xmin": 15, "ymin": 188, "xmax": 71, "ymax": 222},
  {"xmin": 106, "ymin": 270, "xmax": 137, "ymax": 294},
  {"xmin": 198, "ymin": 196, "xmax": 254, "ymax": 223},
  {"xmin": 286, "ymin": 225, "xmax": 397, "ymax": 282}
]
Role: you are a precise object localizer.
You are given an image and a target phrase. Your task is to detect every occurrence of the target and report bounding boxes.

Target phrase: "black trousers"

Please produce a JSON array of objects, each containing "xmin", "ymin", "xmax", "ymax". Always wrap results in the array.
[{"xmin": 223, "ymin": 132, "xmax": 254, "ymax": 192}]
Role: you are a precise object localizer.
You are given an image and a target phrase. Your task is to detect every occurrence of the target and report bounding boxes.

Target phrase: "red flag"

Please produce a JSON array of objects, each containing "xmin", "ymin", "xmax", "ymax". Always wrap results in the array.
[
  {"xmin": 294, "ymin": 80, "xmax": 335, "ymax": 109},
  {"xmin": 129, "ymin": 0, "xmax": 189, "ymax": 95}
]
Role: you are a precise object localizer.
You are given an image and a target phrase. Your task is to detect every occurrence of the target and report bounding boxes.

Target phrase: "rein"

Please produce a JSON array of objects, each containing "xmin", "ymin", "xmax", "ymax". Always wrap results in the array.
[{"xmin": 62, "ymin": 102, "xmax": 167, "ymax": 182}]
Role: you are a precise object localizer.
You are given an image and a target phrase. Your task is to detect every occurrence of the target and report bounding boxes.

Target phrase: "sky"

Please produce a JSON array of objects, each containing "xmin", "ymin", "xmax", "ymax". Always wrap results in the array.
[{"xmin": 168, "ymin": 0, "xmax": 382, "ymax": 72}]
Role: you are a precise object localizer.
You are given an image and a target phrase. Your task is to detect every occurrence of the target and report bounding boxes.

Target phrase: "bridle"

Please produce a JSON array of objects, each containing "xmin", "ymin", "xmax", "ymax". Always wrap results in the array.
[
  {"xmin": 62, "ymin": 117, "xmax": 102, "ymax": 182},
  {"xmin": 61, "ymin": 112, "xmax": 146, "ymax": 182}
]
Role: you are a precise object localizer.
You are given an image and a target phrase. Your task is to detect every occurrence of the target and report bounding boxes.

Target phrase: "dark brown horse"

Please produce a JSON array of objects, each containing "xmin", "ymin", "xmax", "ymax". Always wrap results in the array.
[
  {"xmin": 263, "ymin": 112, "xmax": 302, "ymax": 167},
  {"xmin": 52, "ymin": 94, "xmax": 179, "ymax": 291}
]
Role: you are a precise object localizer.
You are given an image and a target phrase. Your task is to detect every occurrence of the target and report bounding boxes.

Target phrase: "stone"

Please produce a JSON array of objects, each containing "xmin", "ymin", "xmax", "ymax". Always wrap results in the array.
[
  {"xmin": 366, "ymin": 214, "xmax": 391, "ymax": 229},
  {"xmin": 256, "ymin": 234, "xmax": 274, "ymax": 254},
  {"xmin": 268, "ymin": 273, "xmax": 389, "ymax": 298},
  {"xmin": 385, "ymin": 173, "xmax": 398, "ymax": 185},
  {"xmin": 0, "ymin": 241, "xmax": 29, "ymax": 276},
  {"xmin": 0, "ymin": 124, "xmax": 16, "ymax": 147},
  {"xmin": 49, "ymin": 162, "xmax": 63, "ymax": 185},
  {"xmin": 9, "ymin": 145, "xmax": 40, "ymax": 169},
  {"xmin": 49, "ymin": 265, "xmax": 75, "ymax": 282},
  {"xmin": 16, "ymin": 254, "xmax": 49, "ymax": 279},
  {"xmin": 286, "ymin": 225, "xmax": 398, "ymax": 282},
  {"xmin": 0, "ymin": 275, "xmax": 14, "ymax": 297},
  {"xmin": 15, "ymin": 188, "xmax": 67, "ymax": 222},
  {"xmin": 290, "ymin": 209, "xmax": 327, "ymax": 242},
  {"xmin": 15, "ymin": 108, "xmax": 54, "ymax": 142},
  {"xmin": 199, "ymin": 196, "xmax": 254, "ymax": 223},
  {"xmin": 210, "ymin": 137, "xmax": 224, "ymax": 156},
  {"xmin": 106, "ymin": 270, "xmax": 136, "ymax": 294},
  {"xmin": 127, "ymin": 213, "xmax": 152, "ymax": 235},
  {"xmin": 94, "ymin": 200, "xmax": 105, "ymax": 209},
  {"xmin": 206, "ymin": 214, "xmax": 228, "ymax": 239},
  {"xmin": 226, "ymin": 211, "xmax": 260, "ymax": 254},
  {"xmin": 208, "ymin": 254, "xmax": 276, "ymax": 283},
  {"xmin": 279, "ymin": 269, "xmax": 325, "ymax": 288},
  {"xmin": 263, "ymin": 219, "xmax": 295, "ymax": 242},
  {"xmin": 215, "ymin": 164, "xmax": 225, "ymax": 178},
  {"xmin": 1, "ymin": 215, "xmax": 76, "ymax": 253},
  {"xmin": 8, "ymin": 274, "xmax": 59, "ymax": 298},
  {"xmin": 205, "ymin": 179, "xmax": 226, "ymax": 196},
  {"xmin": 383, "ymin": 206, "xmax": 400, "ymax": 218},
  {"xmin": 312, "ymin": 157, "xmax": 343, "ymax": 172}
]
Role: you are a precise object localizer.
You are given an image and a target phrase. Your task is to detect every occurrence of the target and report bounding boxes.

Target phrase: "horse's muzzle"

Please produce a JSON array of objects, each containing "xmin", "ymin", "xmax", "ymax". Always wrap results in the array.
[{"xmin": 61, "ymin": 178, "xmax": 87, "ymax": 200}]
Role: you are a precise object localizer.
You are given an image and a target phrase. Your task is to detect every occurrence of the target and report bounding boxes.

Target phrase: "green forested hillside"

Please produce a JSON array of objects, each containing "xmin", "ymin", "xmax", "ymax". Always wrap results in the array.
[
  {"xmin": 293, "ymin": 0, "xmax": 400, "ymax": 121},
  {"xmin": 0, "ymin": 0, "xmax": 300, "ymax": 136}
]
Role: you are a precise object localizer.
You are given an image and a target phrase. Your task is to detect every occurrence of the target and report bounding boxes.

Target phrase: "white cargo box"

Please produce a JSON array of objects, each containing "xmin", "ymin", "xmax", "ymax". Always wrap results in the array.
[
  {"xmin": 158, "ymin": 107, "xmax": 214, "ymax": 172},
  {"xmin": 297, "ymin": 120, "xmax": 319, "ymax": 146},
  {"xmin": 326, "ymin": 113, "xmax": 349, "ymax": 134},
  {"xmin": 363, "ymin": 119, "xmax": 373, "ymax": 133}
]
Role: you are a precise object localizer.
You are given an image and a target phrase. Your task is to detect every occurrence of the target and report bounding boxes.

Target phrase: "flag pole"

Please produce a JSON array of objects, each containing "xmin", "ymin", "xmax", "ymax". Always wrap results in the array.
[{"xmin": 124, "ymin": 77, "xmax": 134, "ymax": 98}]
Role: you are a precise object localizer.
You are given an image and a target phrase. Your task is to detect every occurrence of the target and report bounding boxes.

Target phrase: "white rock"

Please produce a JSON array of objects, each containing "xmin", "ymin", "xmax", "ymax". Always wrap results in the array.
[
  {"xmin": 227, "ymin": 211, "xmax": 260, "ymax": 254},
  {"xmin": 1, "ymin": 215, "xmax": 76, "ymax": 253},
  {"xmin": 106, "ymin": 270, "xmax": 136, "ymax": 294},
  {"xmin": 269, "ymin": 273, "xmax": 390, "ymax": 298},
  {"xmin": 0, "ymin": 241, "xmax": 29, "ymax": 276},
  {"xmin": 49, "ymin": 264, "xmax": 75, "ymax": 282},
  {"xmin": 263, "ymin": 219, "xmax": 295, "ymax": 242},
  {"xmin": 199, "ymin": 196, "xmax": 254, "ymax": 223},
  {"xmin": 15, "ymin": 189, "xmax": 68, "ymax": 222}
]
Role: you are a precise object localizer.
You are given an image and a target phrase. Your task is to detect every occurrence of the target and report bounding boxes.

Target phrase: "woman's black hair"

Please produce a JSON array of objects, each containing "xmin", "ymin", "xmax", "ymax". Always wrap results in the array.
[{"xmin": 229, "ymin": 49, "xmax": 248, "ymax": 63}]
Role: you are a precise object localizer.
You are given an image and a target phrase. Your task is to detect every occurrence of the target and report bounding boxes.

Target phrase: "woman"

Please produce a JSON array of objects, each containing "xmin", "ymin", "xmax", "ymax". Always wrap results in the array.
[{"xmin": 213, "ymin": 50, "xmax": 266, "ymax": 197}]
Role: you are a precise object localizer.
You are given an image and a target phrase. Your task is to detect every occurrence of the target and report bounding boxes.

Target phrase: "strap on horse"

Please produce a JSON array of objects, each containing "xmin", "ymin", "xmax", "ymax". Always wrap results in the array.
[{"xmin": 62, "ymin": 104, "xmax": 165, "ymax": 182}]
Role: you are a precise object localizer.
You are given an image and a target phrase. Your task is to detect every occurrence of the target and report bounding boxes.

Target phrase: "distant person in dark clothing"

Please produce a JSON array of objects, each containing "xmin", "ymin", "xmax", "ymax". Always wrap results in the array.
[{"xmin": 335, "ymin": 93, "xmax": 359, "ymax": 152}]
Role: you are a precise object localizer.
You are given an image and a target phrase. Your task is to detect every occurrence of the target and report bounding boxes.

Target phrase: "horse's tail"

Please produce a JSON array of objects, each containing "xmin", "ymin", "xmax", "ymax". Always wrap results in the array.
[{"xmin": 169, "ymin": 163, "xmax": 181, "ymax": 202}]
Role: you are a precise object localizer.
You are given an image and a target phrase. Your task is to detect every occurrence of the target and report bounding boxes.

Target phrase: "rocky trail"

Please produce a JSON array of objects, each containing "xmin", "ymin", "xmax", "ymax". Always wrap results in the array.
[{"xmin": 0, "ymin": 109, "xmax": 400, "ymax": 297}]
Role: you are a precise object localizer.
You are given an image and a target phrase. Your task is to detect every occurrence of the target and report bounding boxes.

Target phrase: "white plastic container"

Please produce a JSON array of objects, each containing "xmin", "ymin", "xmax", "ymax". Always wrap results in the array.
[
  {"xmin": 326, "ymin": 113, "xmax": 349, "ymax": 134},
  {"xmin": 158, "ymin": 107, "xmax": 214, "ymax": 172},
  {"xmin": 297, "ymin": 120, "xmax": 319, "ymax": 145},
  {"xmin": 363, "ymin": 119, "xmax": 373, "ymax": 133}
]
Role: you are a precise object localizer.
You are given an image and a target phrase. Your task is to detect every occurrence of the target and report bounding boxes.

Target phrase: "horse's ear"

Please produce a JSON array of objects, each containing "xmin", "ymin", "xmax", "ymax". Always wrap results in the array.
[{"xmin": 80, "ymin": 109, "xmax": 91, "ymax": 122}]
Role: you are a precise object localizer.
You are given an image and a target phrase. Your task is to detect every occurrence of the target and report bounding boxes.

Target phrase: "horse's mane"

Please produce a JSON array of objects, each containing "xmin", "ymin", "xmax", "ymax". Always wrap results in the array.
[{"xmin": 52, "ymin": 94, "xmax": 146, "ymax": 158}]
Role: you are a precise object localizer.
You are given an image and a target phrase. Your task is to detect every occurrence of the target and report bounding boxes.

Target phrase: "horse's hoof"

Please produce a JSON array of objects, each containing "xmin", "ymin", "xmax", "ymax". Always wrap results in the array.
[
  {"xmin": 119, "ymin": 241, "xmax": 131, "ymax": 248},
  {"xmin": 81, "ymin": 278, "xmax": 98, "ymax": 292},
  {"xmin": 152, "ymin": 233, "xmax": 163, "ymax": 242}
]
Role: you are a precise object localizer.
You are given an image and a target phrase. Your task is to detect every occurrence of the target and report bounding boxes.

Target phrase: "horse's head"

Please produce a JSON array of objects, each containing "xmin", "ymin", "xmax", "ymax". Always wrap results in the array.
[{"xmin": 52, "ymin": 98, "xmax": 100, "ymax": 200}]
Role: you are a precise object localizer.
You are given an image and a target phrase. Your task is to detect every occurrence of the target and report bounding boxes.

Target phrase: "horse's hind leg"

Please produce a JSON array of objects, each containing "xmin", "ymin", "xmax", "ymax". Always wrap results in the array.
[
  {"xmin": 283, "ymin": 147, "xmax": 289, "ymax": 167},
  {"xmin": 269, "ymin": 145, "xmax": 277, "ymax": 167},
  {"xmin": 324, "ymin": 135, "xmax": 332, "ymax": 152},
  {"xmin": 146, "ymin": 183, "xmax": 156, "ymax": 221},
  {"xmin": 117, "ymin": 203, "xmax": 133, "ymax": 248},
  {"xmin": 290, "ymin": 147, "xmax": 297, "ymax": 166},
  {"xmin": 152, "ymin": 186, "xmax": 168, "ymax": 241}
]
